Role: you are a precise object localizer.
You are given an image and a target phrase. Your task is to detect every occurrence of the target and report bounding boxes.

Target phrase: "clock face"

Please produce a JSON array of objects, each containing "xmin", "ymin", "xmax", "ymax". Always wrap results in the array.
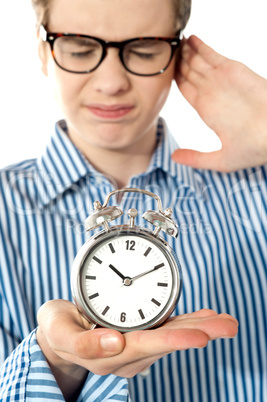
[{"xmin": 75, "ymin": 229, "xmax": 181, "ymax": 331}]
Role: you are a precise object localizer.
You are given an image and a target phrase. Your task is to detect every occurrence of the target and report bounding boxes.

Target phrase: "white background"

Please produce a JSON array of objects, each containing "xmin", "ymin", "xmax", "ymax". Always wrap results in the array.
[{"xmin": 0, "ymin": 0, "xmax": 266, "ymax": 168}]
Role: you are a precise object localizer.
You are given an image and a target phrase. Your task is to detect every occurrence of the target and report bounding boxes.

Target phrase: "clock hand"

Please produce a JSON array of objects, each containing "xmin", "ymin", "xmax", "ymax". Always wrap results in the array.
[
  {"xmin": 108, "ymin": 264, "xmax": 132, "ymax": 286},
  {"xmin": 131, "ymin": 263, "xmax": 164, "ymax": 281},
  {"xmin": 108, "ymin": 264, "xmax": 126, "ymax": 280}
]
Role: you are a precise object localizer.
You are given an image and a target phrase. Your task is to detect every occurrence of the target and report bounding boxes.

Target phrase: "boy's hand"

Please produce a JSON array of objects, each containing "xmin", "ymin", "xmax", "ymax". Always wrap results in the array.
[
  {"xmin": 173, "ymin": 35, "xmax": 267, "ymax": 171},
  {"xmin": 37, "ymin": 300, "xmax": 238, "ymax": 399}
]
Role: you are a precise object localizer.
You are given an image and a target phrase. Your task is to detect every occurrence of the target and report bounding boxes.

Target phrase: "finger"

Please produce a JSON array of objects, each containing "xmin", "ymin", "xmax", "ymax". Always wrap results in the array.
[
  {"xmin": 172, "ymin": 148, "xmax": 226, "ymax": 171},
  {"xmin": 125, "ymin": 328, "xmax": 210, "ymax": 357},
  {"xmin": 179, "ymin": 58, "xmax": 200, "ymax": 81},
  {"xmin": 196, "ymin": 313, "xmax": 239, "ymax": 340},
  {"xmin": 179, "ymin": 58, "xmax": 206, "ymax": 89},
  {"xmin": 162, "ymin": 309, "xmax": 238, "ymax": 337},
  {"xmin": 188, "ymin": 35, "xmax": 226, "ymax": 68},
  {"xmin": 168, "ymin": 308, "xmax": 219, "ymax": 321},
  {"xmin": 178, "ymin": 53, "xmax": 210, "ymax": 89},
  {"xmin": 124, "ymin": 312, "xmax": 238, "ymax": 358},
  {"xmin": 37, "ymin": 300, "xmax": 125, "ymax": 361},
  {"xmin": 175, "ymin": 76, "xmax": 198, "ymax": 106},
  {"xmin": 181, "ymin": 43, "xmax": 212, "ymax": 75},
  {"xmin": 164, "ymin": 313, "xmax": 238, "ymax": 341}
]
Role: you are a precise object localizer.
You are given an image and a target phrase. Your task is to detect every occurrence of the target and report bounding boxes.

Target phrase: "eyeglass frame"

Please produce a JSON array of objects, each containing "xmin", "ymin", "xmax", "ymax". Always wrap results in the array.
[{"xmin": 40, "ymin": 25, "xmax": 182, "ymax": 76}]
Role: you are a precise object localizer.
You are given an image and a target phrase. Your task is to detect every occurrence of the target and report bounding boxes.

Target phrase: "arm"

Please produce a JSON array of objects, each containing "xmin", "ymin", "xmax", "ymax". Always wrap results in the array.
[
  {"xmin": 36, "ymin": 300, "xmax": 238, "ymax": 401},
  {"xmin": 0, "ymin": 328, "xmax": 129, "ymax": 402},
  {"xmin": 173, "ymin": 35, "xmax": 267, "ymax": 171}
]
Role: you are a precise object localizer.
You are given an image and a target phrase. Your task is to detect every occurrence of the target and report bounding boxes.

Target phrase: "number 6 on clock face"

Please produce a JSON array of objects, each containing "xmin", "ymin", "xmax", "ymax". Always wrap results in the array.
[{"xmin": 71, "ymin": 188, "xmax": 182, "ymax": 332}]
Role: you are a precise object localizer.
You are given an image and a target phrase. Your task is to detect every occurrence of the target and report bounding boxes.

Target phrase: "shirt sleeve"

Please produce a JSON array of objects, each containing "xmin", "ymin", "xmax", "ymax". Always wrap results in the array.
[{"xmin": 0, "ymin": 329, "xmax": 130, "ymax": 401}]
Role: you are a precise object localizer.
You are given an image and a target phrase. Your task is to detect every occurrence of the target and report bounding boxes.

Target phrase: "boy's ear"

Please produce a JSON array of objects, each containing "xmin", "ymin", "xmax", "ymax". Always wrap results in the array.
[{"xmin": 37, "ymin": 32, "xmax": 49, "ymax": 76}]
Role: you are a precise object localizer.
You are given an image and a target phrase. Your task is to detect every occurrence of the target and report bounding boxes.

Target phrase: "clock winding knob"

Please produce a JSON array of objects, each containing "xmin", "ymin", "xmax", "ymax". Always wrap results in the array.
[
  {"xmin": 128, "ymin": 208, "xmax": 138, "ymax": 227},
  {"xmin": 142, "ymin": 208, "xmax": 179, "ymax": 238}
]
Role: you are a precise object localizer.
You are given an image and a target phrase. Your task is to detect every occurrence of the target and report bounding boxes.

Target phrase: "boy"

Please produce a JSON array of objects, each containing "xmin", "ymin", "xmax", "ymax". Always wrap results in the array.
[{"xmin": 1, "ymin": 0, "xmax": 266, "ymax": 400}]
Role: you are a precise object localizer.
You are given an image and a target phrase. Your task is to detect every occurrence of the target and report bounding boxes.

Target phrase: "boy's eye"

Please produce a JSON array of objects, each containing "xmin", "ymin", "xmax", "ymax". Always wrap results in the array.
[
  {"xmin": 125, "ymin": 40, "xmax": 167, "ymax": 60},
  {"xmin": 57, "ymin": 37, "xmax": 101, "ymax": 55},
  {"xmin": 70, "ymin": 49, "xmax": 96, "ymax": 58},
  {"xmin": 129, "ymin": 50, "xmax": 158, "ymax": 60}
]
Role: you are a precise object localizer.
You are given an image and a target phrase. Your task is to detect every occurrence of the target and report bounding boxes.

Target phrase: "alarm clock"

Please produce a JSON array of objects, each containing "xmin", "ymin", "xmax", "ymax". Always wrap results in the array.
[{"xmin": 71, "ymin": 188, "xmax": 182, "ymax": 332}]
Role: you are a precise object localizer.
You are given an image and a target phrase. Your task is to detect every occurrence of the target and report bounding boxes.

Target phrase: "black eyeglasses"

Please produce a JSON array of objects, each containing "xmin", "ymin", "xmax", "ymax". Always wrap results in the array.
[{"xmin": 40, "ymin": 26, "xmax": 181, "ymax": 76}]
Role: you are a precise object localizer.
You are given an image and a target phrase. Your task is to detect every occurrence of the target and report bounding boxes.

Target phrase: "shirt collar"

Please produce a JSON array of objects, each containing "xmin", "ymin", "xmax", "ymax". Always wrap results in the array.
[
  {"xmin": 147, "ymin": 117, "xmax": 180, "ymax": 178},
  {"xmin": 36, "ymin": 118, "xmax": 201, "ymax": 207},
  {"xmin": 148, "ymin": 118, "xmax": 202, "ymax": 191}
]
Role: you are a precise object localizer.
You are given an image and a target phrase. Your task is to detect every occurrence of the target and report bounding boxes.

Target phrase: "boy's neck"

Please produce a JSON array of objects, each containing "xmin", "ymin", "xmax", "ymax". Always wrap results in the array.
[{"xmin": 69, "ymin": 132, "xmax": 157, "ymax": 189}]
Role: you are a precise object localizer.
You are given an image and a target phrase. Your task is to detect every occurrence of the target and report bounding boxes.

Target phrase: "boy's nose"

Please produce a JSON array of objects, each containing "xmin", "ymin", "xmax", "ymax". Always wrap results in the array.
[{"xmin": 91, "ymin": 48, "xmax": 130, "ymax": 96}]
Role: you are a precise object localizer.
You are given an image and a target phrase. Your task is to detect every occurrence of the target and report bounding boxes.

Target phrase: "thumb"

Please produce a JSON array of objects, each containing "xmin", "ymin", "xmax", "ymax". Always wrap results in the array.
[
  {"xmin": 37, "ymin": 300, "xmax": 125, "ymax": 363},
  {"xmin": 172, "ymin": 148, "xmax": 225, "ymax": 171}
]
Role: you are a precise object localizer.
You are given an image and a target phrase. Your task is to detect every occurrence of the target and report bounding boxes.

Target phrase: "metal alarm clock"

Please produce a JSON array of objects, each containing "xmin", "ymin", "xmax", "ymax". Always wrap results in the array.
[{"xmin": 71, "ymin": 188, "xmax": 182, "ymax": 332}]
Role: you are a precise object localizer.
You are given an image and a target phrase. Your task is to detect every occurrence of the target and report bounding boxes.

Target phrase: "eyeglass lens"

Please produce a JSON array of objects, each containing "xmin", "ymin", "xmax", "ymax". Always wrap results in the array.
[{"xmin": 53, "ymin": 36, "xmax": 173, "ymax": 75}]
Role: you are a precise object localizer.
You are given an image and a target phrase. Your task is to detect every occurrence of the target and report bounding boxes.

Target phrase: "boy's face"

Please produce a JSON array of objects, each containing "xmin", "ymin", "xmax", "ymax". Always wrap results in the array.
[{"xmin": 40, "ymin": 0, "xmax": 176, "ymax": 155}]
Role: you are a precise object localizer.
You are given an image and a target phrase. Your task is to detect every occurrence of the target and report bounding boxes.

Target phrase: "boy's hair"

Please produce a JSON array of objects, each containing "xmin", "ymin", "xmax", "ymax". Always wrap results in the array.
[
  {"xmin": 31, "ymin": 0, "xmax": 191, "ymax": 31},
  {"xmin": 31, "ymin": 0, "xmax": 50, "ymax": 30},
  {"xmin": 172, "ymin": 0, "xmax": 191, "ymax": 31}
]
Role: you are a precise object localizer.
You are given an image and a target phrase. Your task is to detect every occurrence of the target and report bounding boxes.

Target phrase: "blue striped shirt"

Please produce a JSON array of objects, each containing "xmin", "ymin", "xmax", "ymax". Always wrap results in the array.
[{"xmin": 0, "ymin": 118, "xmax": 266, "ymax": 401}]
